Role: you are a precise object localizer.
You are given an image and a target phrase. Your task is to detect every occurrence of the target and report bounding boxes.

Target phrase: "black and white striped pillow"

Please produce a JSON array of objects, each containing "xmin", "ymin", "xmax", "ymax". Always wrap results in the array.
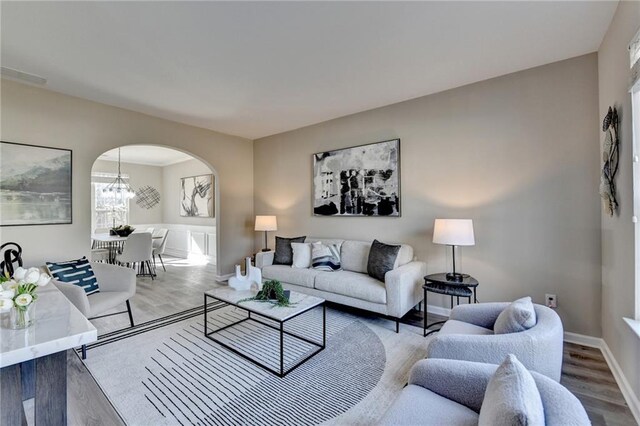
[
  {"xmin": 311, "ymin": 242, "xmax": 342, "ymax": 272},
  {"xmin": 46, "ymin": 257, "xmax": 100, "ymax": 295}
]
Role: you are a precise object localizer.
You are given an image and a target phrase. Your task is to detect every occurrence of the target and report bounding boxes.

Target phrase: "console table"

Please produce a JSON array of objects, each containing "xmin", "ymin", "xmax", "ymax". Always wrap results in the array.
[
  {"xmin": 423, "ymin": 273, "xmax": 479, "ymax": 337},
  {"xmin": 0, "ymin": 284, "xmax": 97, "ymax": 425}
]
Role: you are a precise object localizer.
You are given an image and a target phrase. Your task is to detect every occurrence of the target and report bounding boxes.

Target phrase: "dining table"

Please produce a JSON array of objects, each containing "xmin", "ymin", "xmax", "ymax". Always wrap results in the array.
[{"xmin": 91, "ymin": 232, "xmax": 162, "ymax": 264}]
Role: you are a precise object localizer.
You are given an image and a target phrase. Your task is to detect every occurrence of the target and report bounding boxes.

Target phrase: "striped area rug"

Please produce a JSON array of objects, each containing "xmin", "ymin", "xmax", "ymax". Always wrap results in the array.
[{"xmin": 83, "ymin": 304, "xmax": 428, "ymax": 425}]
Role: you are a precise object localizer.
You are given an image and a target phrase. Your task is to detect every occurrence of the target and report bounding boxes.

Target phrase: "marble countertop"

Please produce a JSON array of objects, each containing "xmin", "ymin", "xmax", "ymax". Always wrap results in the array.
[
  {"xmin": 0, "ymin": 284, "xmax": 97, "ymax": 368},
  {"xmin": 206, "ymin": 287, "xmax": 325, "ymax": 322}
]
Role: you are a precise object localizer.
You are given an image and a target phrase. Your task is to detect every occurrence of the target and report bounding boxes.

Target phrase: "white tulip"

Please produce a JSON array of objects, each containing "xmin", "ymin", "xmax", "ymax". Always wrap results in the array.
[
  {"xmin": 14, "ymin": 293, "xmax": 33, "ymax": 307},
  {"xmin": 0, "ymin": 298, "xmax": 13, "ymax": 312},
  {"xmin": 13, "ymin": 267, "xmax": 26, "ymax": 280},
  {"xmin": 36, "ymin": 274, "xmax": 51, "ymax": 287},
  {"xmin": 24, "ymin": 268, "xmax": 41, "ymax": 284},
  {"xmin": 0, "ymin": 289, "xmax": 15, "ymax": 299},
  {"xmin": 3, "ymin": 281, "xmax": 18, "ymax": 292}
]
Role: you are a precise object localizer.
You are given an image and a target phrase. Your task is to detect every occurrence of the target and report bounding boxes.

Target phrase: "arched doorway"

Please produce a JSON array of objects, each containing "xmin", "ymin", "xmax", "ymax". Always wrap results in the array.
[{"xmin": 90, "ymin": 144, "xmax": 219, "ymax": 331}]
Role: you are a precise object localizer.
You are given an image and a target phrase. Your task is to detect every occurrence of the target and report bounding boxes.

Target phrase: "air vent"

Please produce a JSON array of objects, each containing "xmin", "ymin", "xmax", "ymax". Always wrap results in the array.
[{"xmin": 1, "ymin": 67, "xmax": 47, "ymax": 85}]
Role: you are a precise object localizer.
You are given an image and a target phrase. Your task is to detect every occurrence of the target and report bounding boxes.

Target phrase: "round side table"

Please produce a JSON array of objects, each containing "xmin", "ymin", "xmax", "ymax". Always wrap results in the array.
[{"xmin": 423, "ymin": 273, "xmax": 479, "ymax": 337}]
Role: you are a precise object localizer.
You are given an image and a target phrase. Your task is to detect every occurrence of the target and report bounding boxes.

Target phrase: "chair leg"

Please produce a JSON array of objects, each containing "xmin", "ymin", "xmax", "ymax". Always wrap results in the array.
[
  {"xmin": 147, "ymin": 261, "xmax": 155, "ymax": 280},
  {"xmin": 126, "ymin": 300, "xmax": 134, "ymax": 327},
  {"xmin": 159, "ymin": 254, "xmax": 166, "ymax": 272},
  {"xmin": 81, "ymin": 345, "xmax": 87, "ymax": 360}
]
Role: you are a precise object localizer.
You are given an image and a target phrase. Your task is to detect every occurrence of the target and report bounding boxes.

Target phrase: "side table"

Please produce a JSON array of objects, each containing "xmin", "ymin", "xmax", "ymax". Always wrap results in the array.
[{"xmin": 423, "ymin": 273, "xmax": 479, "ymax": 337}]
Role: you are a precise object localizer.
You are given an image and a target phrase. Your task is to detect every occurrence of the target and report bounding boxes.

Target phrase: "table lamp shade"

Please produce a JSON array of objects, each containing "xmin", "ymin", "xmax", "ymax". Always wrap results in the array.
[
  {"xmin": 433, "ymin": 219, "xmax": 475, "ymax": 246},
  {"xmin": 255, "ymin": 215, "xmax": 278, "ymax": 232}
]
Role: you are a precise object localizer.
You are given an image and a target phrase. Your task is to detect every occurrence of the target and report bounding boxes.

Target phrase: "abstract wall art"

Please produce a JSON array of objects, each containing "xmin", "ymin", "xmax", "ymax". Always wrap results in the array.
[
  {"xmin": 600, "ymin": 106, "xmax": 619, "ymax": 216},
  {"xmin": 180, "ymin": 174, "xmax": 214, "ymax": 217},
  {"xmin": 135, "ymin": 185, "xmax": 161, "ymax": 210},
  {"xmin": 313, "ymin": 139, "xmax": 400, "ymax": 217},
  {"xmin": 0, "ymin": 141, "xmax": 72, "ymax": 226}
]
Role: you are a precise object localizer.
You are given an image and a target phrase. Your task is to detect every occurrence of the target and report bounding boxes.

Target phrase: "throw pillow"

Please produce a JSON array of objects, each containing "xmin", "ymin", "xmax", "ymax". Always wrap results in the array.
[
  {"xmin": 291, "ymin": 242, "xmax": 312, "ymax": 269},
  {"xmin": 46, "ymin": 256, "xmax": 100, "ymax": 295},
  {"xmin": 478, "ymin": 354, "xmax": 545, "ymax": 426},
  {"xmin": 273, "ymin": 236, "xmax": 306, "ymax": 265},
  {"xmin": 367, "ymin": 239, "xmax": 401, "ymax": 282},
  {"xmin": 494, "ymin": 297, "xmax": 537, "ymax": 334},
  {"xmin": 311, "ymin": 241, "xmax": 342, "ymax": 271}
]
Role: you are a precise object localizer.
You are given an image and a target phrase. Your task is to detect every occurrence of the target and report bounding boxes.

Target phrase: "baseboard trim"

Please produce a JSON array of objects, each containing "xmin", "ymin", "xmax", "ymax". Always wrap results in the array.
[{"xmin": 563, "ymin": 332, "xmax": 640, "ymax": 424}]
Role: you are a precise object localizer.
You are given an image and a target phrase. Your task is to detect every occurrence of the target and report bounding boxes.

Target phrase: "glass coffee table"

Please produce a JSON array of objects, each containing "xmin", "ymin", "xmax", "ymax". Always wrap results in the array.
[{"xmin": 204, "ymin": 288, "xmax": 326, "ymax": 377}]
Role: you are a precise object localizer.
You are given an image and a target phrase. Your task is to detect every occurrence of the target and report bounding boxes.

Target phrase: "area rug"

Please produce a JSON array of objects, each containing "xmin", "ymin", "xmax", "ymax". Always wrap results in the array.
[{"xmin": 83, "ymin": 303, "xmax": 429, "ymax": 426}]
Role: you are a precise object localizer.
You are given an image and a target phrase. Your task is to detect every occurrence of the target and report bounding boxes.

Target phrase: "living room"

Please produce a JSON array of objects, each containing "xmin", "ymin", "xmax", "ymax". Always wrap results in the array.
[{"xmin": 0, "ymin": 1, "xmax": 639, "ymax": 425}]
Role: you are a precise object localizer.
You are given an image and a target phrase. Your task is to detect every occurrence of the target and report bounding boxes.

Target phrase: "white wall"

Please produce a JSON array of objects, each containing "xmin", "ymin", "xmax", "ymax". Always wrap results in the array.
[
  {"xmin": 598, "ymin": 0, "xmax": 640, "ymax": 411},
  {"xmin": 0, "ymin": 79, "xmax": 254, "ymax": 277},
  {"xmin": 254, "ymin": 54, "xmax": 602, "ymax": 337}
]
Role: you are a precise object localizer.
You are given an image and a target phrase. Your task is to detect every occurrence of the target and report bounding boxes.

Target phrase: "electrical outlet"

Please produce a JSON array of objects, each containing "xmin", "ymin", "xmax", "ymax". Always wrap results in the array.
[{"xmin": 545, "ymin": 294, "xmax": 557, "ymax": 308}]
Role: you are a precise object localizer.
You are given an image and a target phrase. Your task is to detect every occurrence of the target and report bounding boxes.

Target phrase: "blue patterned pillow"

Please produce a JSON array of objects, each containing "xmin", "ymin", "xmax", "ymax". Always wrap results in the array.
[
  {"xmin": 47, "ymin": 257, "xmax": 100, "ymax": 295},
  {"xmin": 311, "ymin": 242, "xmax": 342, "ymax": 272}
]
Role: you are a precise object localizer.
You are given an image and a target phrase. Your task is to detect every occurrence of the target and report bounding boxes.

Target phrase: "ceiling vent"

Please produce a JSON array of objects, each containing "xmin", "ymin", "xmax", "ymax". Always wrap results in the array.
[{"xmin": 0, "ymin": 67, "xmax": 47, "ymax": 85}]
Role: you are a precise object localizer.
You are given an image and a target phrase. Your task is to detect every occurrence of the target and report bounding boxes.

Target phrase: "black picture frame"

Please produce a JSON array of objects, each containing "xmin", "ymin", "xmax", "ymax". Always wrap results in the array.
[
  {"xmin": 0, "ymin": 141, "xmax": 73, "ymax": 227},
  {"xmin": 311, "ymin": 138, "xmax": 402, "ymax": 218}
]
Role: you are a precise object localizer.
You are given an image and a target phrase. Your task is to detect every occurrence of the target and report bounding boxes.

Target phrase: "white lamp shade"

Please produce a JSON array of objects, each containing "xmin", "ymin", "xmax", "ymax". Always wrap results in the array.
[
  {"xmin": 433, "ymin": 219, "xmax": 475, "ymax": 246},
  {"xmin": 255, "ymin": 215, "xmax": 278, "ymax": 231}
]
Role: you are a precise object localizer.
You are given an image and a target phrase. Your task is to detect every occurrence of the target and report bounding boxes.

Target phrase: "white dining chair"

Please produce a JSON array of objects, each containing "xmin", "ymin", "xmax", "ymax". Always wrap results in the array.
[
  {"xmin": 115, "ymin": 233, "xmax": 155, "ymax": 279},
  {"xmin": 152, "ymin": 229, "xmax": 169, "ymax": 272}
]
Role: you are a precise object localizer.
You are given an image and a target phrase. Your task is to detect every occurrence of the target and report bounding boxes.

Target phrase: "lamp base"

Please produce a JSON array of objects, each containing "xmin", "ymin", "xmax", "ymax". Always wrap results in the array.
[
  {"xmin": 446, "ymin": 272, "xmax": 465, "ymax": 282},
  {"xmin": 261, "ymin": 248, "xmax": 271, "ymax": 252}
]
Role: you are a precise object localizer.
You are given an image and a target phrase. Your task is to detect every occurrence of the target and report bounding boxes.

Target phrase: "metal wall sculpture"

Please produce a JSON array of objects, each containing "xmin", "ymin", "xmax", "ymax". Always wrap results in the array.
[{"xmin": 600, "ymin": 106, "xmax": 620, "ymax": 216}]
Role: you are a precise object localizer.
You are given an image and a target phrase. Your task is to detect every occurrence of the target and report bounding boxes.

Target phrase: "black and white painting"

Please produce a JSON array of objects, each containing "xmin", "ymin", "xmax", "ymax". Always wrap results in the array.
[
  {"xmin": 180, "ymin": 174, "xmax": 214, "ymax": 217},
  {"xmin": 0, "ymin": 141, "xmax": 72, "ymax": 226},
  {"xmin": 313, "ymin": 139, "xmax": 400, "ymax": 217}
]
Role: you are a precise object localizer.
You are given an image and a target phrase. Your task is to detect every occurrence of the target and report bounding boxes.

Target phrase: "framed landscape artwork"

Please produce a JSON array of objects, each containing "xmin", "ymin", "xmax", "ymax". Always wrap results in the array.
[
  {"xmin": 313, "ymin": 139, "xmax": 400, "ymax": 217},
  {"xmin": 180, "ymin": 174, "xmax": 214, "ymax": 217},
  {"xmin": 0, "ymin": 141, "xmax": 72, "ymax": 226}
]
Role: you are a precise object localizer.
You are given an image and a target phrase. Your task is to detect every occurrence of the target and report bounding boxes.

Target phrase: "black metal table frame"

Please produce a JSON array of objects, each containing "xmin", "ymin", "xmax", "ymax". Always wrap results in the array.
[
  {"xmin": 204, "ymin": 293, "xmax": 326, "ymax": 378},
  {"xmin": 423, "ymin": 283, "xmax": 477, "ymax": 337}
]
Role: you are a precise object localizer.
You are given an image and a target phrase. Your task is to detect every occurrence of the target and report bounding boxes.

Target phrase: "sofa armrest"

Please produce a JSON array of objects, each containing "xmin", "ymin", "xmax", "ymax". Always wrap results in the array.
[
  {"xmin": 255, "ymin": 251, "xmax": 274, "ymax": 269},
  {"xmin": 54, "ymin": 281, "xmax": 90, "ymax": 317},
  {"xmin": 384, "ymin": 261, "xmax": 427, "ymax": 318},
  {"xmin": 409, "ymin": 358, "xmax": 497, "ymax": 413},
  {"xmin": 449, "ymin": 302, "xmax": 509, "ymax": 329},
  {"xmin": 91, "ymin": 262, "xmax": 136, "ymax": 298}
]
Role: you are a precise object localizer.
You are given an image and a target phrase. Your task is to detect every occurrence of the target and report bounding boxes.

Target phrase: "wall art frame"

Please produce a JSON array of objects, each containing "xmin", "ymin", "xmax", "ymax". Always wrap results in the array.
[
  {"xmin": 0, "ymin": 141, "xmax": 73, "ymax": 226},
  {"xmin": 312, "ymin": 138, "xmax": 401, "ymax": 217}
]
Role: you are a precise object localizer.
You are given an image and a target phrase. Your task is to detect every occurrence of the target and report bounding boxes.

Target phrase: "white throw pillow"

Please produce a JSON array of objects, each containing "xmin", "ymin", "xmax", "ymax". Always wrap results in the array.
[
  {"xmin": 311, "ymin": 241, "xmax": 342, "ymax": 271},
  {"xmin": 494, "ymin": 297, "xmax": 537, "ymax": 334},
  {"xmin": 291, "ymin": 242, "xmax": 312, "ymax": 269}
]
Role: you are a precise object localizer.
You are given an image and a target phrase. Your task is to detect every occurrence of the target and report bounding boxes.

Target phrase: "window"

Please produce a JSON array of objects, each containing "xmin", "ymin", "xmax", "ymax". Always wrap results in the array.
[{"xmin": 91, "ymin": 172, "xmax": 130, "ymax": 231}]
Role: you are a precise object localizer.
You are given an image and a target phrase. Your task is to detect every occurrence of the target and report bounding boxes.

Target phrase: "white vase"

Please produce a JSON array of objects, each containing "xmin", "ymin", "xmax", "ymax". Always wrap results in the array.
[{"xmin": 229, "ymin": 257, "xmax": 262, "ymax": 291}]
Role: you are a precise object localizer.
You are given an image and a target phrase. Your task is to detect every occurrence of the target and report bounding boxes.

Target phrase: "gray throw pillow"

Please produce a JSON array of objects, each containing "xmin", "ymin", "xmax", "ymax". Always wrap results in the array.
[
  {"xmin": 494, "ymin": 297, "xmax": 537, "ymax": 334},
  {"xmin": 479, "ymin": 354, "xmax": 544, "ymax": 426},
  {"xmin": 367, "ymin": 239, "xmax": 400, "ymax": 282},
  {"xmin": 273, "ymin": 236, "xmax": 306, "ymax": 265}
]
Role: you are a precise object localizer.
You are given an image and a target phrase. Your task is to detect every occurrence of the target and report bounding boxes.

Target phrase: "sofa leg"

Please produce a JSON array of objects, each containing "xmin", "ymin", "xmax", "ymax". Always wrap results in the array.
[
  {"xmin": 396, "ymin": 319, "xmax": 400, "ymax": 333},
  {"xmin": 81, "ymin": 345, "xmax": 87, "ymax": 360},
  {"xmin": 126, "ymin": 300, "xmax": 135, "ymax": 328}
]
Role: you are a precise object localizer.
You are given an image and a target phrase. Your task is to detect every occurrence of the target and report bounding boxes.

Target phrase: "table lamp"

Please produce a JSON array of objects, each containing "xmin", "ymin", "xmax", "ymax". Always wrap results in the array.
[
  {"xmin": 255, "ymin": 215, "xmax": 278, "ymax": 252},
  {"xmin": 432, "ymin": 219, "xmax": 475, "ymax": 282}
]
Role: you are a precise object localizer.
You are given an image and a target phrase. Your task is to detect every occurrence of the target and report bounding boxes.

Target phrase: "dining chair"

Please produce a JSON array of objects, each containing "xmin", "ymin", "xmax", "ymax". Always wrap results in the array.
[
  {"xmin": 152, "ymin": 229, "xmax": 169, "ymax": 272},
  {"xmin": 115, "ymin": 232, "xmax": 155, "ymax": 279}
]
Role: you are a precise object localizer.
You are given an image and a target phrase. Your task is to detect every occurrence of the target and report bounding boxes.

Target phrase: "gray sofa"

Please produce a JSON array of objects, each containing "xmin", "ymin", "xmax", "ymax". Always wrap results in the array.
[
  {"xmin": 426, "ymin": 302, "xmax": 564, "ymax": 381},
  {"xmin": 255, "ymin": 238, "xmax": 426, "ymax": 331},
  {"xmin": 380, "ymin": 358, "xmax": 590, "ymax": 426}
]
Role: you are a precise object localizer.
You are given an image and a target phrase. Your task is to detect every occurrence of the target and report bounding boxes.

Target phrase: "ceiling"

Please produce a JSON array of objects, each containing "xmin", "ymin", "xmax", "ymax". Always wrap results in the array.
[
  {"xmin": 1, "ymin": 1, "xmax": 617, "ymax": 140},
  {"xmin": 98, "ymin": 145, "xmax": 193, "ymax": 167}
]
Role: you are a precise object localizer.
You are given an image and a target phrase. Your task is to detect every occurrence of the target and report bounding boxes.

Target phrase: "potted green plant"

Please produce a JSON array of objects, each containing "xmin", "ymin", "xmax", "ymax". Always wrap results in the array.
[{"xmin": 239, "ymin": 280, "xmax": 292, "ymax": 307}]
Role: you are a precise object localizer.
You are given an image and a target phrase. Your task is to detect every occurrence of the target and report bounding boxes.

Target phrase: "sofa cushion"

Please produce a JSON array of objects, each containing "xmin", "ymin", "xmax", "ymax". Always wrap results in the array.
[
  {"xmin": 494, "ymin": 297, "xmax": 537, "ymax": 334},
  {"xmin": 395, "ymin": 244, "xmax": 414, "ymax": 268},
  {"xmin": 440, "ymin": 319, "xmax": 494, "ymax": 336},
  {"xmin": 367, "ymin": 240, "xmax": 401, "ymax": 282},
  {"xmin": 311, "ymin": 242, "xmax": 342, "ymax": 271},
  {"xmin": 479, "ymin": 354, "xmax": 544, "ymax": 426},
  {"xmin": 291, "ymin": 242, "xmax": 312, "ymax": 269},
  {"xmin": 341, "ymin": 240, "xmax": 414, "ymax": 273},
  {"xmin": 262, "ymin": 265, "xmax": 321, "ymax": 289},
  {"xmin": 380, "ymin": 384, "xmax": 478, "ymax": 426},
  {"xmin": 273, "ymin": 236, "xmax": 306, "ymax": 265},
  {"xmin": 315, "ymin": 270, "xmax": 386, "ymax": 304}
]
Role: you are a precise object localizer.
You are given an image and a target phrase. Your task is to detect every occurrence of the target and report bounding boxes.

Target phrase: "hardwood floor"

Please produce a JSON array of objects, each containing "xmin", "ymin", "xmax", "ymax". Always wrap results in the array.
[{"xmin": 58, "ymin": 258, "xmax": 635, "ymax": 425}]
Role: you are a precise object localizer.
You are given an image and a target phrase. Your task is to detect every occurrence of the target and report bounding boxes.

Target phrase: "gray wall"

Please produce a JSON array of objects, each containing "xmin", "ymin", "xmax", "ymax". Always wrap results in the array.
[
  {"xmin": 163, "ymin": 159, "xmax": 217, "ymax": 226},
  {"xmin": 254, "ymin": 54, "xmax": 602, "ymax": 336},
  {"xmin": 0, "ymin": 79, "xmax": 254, "ymax": 276},
  {"xmin": 92, "ymin": 159, "xmax": 164, "ymax": 226},
  {"xmin": 598, "ymin": 0, "xmax": 640, "ymax": 406}
]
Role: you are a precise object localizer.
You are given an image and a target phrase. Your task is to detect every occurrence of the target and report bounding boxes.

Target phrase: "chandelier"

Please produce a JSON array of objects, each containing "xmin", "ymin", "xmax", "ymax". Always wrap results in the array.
[{"xmin": 102, "ymin": 148, "xmax": 136, "ymax": 199}]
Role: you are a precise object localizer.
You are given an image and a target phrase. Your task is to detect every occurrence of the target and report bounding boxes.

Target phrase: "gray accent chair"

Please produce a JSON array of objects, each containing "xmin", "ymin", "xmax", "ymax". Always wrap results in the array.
[
  {"xmin": 379, "ymin": 358, "xmax": 590, "ymax": 426},
  {"xmin": 426, "ymin": 302, "xmax": 564, "ymax": 381},
  {"xmin": 52, "ymin": 262, "xmax": 136, "ymax": 359}
]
